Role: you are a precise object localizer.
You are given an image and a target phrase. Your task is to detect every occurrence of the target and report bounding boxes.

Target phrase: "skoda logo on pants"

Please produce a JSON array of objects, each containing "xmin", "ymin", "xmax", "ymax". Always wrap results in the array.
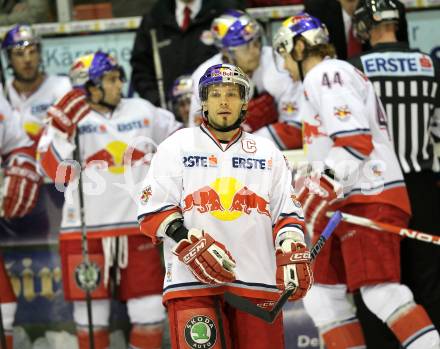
[{"xmin": 184, "ymin": 315, "xmax": 217, "ymax": 348}]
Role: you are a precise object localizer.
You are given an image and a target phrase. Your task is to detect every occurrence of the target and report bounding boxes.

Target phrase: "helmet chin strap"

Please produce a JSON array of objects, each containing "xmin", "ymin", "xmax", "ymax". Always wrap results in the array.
[
  {"xmin": 293, "ymin": 40, "xmax": 311, "ymax": 82},
  {"xmin": 297, "ymin": 61, "xmax": 305, "ymax": 82},
  {"xmin": 97, "ymin": 86, "xmax": 118, "ymax": 111}
]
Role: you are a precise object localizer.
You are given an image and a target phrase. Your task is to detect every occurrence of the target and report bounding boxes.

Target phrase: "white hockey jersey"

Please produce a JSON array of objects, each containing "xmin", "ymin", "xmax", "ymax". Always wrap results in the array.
[
  {"xmin": 6, "ymin": 75, "xmax": 72, "ymax": 141},
  {"xmin": 299, "ymin": 58, "xmax": 410, "ymax": 214},
  {"xmin": 38, "ymin": 98, "xmax": 182, "ymax": 238},
  {"xmin": 189, "ymin": 47, "xmax": 303, "ymax": 149},
  {"xmin": 137, "ymin": 123, "xmax": 305, "ymax": 302},
  {"xmin": 0, "ymin": 93, "xmax": 34, "ymax": 159}
]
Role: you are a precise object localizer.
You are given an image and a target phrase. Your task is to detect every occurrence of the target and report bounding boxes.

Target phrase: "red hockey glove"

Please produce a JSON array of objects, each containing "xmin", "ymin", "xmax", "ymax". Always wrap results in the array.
[
  {"xmin": 276, "ymin": 240, "xmax": 313, "ymax": 301},
  {"xmin": 242, "ymin": 92, "xmax": 278, "ymax": 132},
  {"xmin": 172, "ymin": 229, "xmax": 236, "ymax": 284},
  {"xmin": 47, "ymin": 89, "xmax": 91, "ymax": 137},
  {"xmin": 2, "ymin": 162, "xmax": 41, "ymax": 218},
  {"xmin": 295, "ymin": 169, "xmax": 342, "ymax": 237}
]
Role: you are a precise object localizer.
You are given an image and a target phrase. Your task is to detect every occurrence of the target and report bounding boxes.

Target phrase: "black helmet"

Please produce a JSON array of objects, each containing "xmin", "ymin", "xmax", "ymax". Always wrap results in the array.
[{"xmin": 353, "ymin": 0, "xmax": 399, "ymax": 42}]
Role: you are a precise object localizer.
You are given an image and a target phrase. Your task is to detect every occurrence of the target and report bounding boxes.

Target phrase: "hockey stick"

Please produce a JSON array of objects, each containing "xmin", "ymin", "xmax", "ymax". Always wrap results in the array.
[
  {"xmin": 150, "ymin": 29, "xmax": 167, "ymax": 109},
  {"xmin": 0, "ymin": 50, "xmax": 6, "ymax": 89},
  {"xmin": 224, "ymin": 211, "xmax": 343, "ymax": 323},
  {"xmin": 0, "ymin": 302, "xmax": 6, "ymax": 349},
  {"xmin": 74, "ymin": 131, "xmax": 100, "ymax": 349},
  {"xmin": 327, "ymin": 211, "xmax": 440, "ymax": 246},
  {"xmin": 215, "ymin": 298, "xmax": 227, "ymax": 349}
]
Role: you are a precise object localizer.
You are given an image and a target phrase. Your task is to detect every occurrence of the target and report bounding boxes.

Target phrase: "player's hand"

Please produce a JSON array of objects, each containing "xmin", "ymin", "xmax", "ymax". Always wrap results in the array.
[
  {"xmin": 47, "ymin": 89, "xmax": 91, "ymax": 136},
  {"xmin": 2, "ymin": 162, "xmax": 41, "ymax": 218},
  {"xmin": 172, "ymin": 228, "xmax": 236, "ymax": 284},
  {"xmin": 294, "ymin": 168, "xmax": 342, "ymax": 237},
  {"xmin": 276, "ymin": 240, "xmax": 313, "ymax": 301},
  {"xmin": 242, "ymin": 92, "xmax": 278, "ymax": 132}
]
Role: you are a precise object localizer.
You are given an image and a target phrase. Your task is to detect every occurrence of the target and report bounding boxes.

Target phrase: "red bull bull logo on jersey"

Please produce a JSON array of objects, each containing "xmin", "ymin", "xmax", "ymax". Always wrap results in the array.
[
  {"xmin": 182, "ymin": 177, "xmax": 271, "ymax": 221},
  {"xmin": 85, "ymin": 141, "xmax": 147, "ymax": 174},
  {"xmin": 334, "ymin": 105, "xmax": 351, "ymax": 120},
  {"xmin": 281, "ymin": 102, "xmax": 298, "ymax": 114},
  {"xmin": 303, "ymin": 114, "xmax": 327, "ymax": 145},
  {"xmin": 182, "ymin": 185, "xmax": 225, "ymax": 213},
  {"xmin": 229, "ymin": 186, "xmax": 270, "ymax": 217}
]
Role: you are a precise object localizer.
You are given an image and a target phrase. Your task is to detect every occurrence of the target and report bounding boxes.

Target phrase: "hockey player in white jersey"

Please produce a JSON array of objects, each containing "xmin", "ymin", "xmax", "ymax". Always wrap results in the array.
[
  {"xmin": 189, "ymin": 9, "xmax": 303, "ymax": 150},
  {"xmin": 1, "ymin": 24, "xmax": 71, "ymax": 143},
  {"xmin": 273, "ymin": 14, "xmax": 440, "ymax": 349},
  {"xmin": 137, "ymin": 63, "xmax": 312, "ymax": 348},
  {"xmin": 0, "ymin": 94, "xmax": 41, "ymax": 349},
  {"xmin": 38, "ymin": 51, "xmax": 181, "ymax": 349},
  {"xmin": 1, "ymin": 24, "xmax": 72, "ymax": 261}
]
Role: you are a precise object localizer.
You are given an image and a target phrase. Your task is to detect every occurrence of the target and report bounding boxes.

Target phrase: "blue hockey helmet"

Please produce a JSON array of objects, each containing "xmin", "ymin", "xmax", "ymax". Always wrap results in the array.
[
  {"xmin": 1, "ymin": 24, "xmax": 40, "ymax": 51},
  {"xmin": 69, "ymin": 51, "xmax": 125, "ymax": 88},
  {"xmin": 211, "ymin": 10, "xmax": 261, "ymax": 49},
  {"xmin": 273, "ymin": 14, "xmax": 329, "ymax": 56},
  {"xmin": 198, "ymin": 63, "xmax": 250, "ymax": 103}
]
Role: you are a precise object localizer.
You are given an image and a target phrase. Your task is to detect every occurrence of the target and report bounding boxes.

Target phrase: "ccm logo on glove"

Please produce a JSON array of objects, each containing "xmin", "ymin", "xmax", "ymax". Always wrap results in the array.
[
  {"xmin": 290, "ymin": 252, "xmax": 310, "ymax": 262},
  {"xmin": 182, "ymin": 239, "xmax": 207, "ymax": 264}
]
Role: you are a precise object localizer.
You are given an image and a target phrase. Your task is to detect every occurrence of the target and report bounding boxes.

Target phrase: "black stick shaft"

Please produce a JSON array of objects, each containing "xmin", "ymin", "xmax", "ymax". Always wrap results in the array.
[{"xmin": 74, "ymin": 131, "xmax": 95, "ymax": 349}]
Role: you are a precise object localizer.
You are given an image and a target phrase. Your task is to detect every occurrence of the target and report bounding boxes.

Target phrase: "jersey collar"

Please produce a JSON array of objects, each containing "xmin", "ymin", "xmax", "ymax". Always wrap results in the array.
[{"xmin": 200, "ymin": 122, "xmax": 243, "ymax": 152}]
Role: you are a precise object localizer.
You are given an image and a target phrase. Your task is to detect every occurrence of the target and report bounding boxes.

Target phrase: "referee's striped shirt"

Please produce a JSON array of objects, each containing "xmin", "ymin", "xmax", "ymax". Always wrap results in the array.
[{"xmin": 350, "ymin": 42, "xmax": 440, "ymax": 174}]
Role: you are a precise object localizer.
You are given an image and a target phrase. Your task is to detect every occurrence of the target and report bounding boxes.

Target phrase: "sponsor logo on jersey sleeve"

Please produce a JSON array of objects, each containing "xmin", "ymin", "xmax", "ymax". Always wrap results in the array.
[
  {"xmin": 140, "ymin": 185, "xmax": 152, "ymax": 205},
  {"xmin": 290, "ymin": 194, "xmax": 302, "ymax": 208},
  {"xmin": 281, "ymin": 101, "xmax": 298, "ymax": 115},
  {"xmin": 165, "ymin": 262, "xmax": 172, "ymax": 282},
  {"xmin": 333, "ymin": 105, "xmax": 351, "ymax": 121}
]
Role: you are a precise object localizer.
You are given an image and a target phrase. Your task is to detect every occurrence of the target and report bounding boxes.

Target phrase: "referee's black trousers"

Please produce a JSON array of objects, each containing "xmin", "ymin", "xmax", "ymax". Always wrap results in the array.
[{"xmin": 401, "ymin": 170, "xmax": 440, "ymax": 330}]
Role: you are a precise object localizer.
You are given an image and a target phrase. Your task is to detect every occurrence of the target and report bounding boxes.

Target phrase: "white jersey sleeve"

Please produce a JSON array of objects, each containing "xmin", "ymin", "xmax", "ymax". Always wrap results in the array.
[
  {"xmin": 137, "ymin": 132, "xmax": 184, "ymax": 242},
  {"xmin": 270, "ymin": 149, "xmax": 305, "ymax": 242},
  {"xmin": 37, "ymin": 122, "xmax": 76, "ymax": 180},
  {"xmin": 52, "ymin": 75, "xmax": 73, "ymax": 102},
  {"xmin": 304, "ymin": 60, "xmax": 374, "ymax": 174}
]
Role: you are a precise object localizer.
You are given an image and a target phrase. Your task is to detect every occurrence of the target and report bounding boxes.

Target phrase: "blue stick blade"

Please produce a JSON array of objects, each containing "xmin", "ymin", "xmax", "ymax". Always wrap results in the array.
[{"xmin": 322, "ymin": 211, "xmax": 342, "ymax": 240}]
